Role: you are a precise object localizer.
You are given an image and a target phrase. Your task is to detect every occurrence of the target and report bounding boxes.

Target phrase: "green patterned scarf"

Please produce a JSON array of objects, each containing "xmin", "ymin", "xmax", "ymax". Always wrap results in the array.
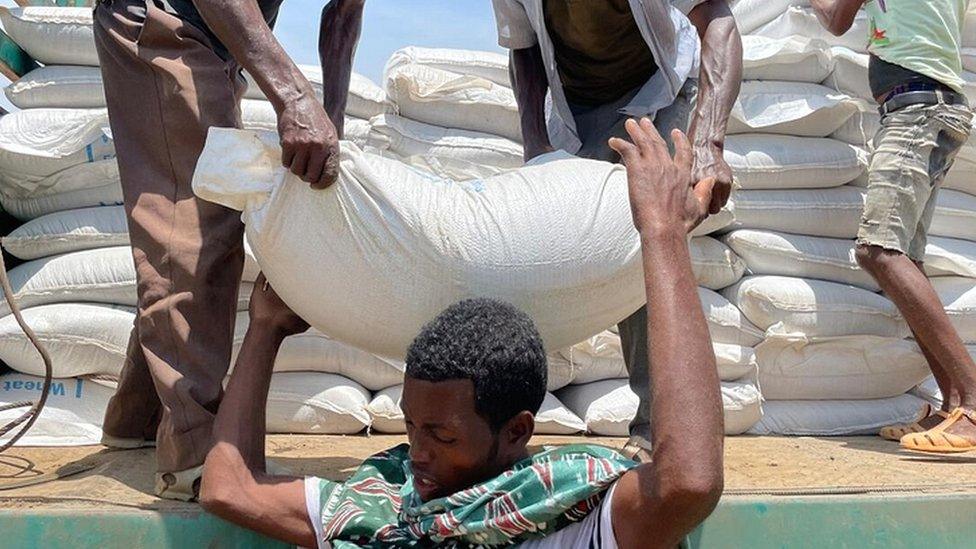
[{"xmin": 310, "ymin": 443, "xmax": 636, "ymax": 548}]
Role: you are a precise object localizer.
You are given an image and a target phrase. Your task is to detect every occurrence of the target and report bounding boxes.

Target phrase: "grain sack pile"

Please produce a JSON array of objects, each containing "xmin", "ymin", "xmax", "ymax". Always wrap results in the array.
[
  {"xmin": 720, "ymin": 0, "xmax": 976, "ymax": 435},
  {"xmin": 0, "ymin": 6, "xmax": 392, "ymax": 444}
]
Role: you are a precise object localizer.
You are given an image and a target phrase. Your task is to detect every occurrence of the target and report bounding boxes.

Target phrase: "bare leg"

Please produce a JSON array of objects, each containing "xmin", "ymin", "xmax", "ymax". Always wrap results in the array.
[{"xmin": 857, "ymin": 245, "xmax": 976, "ymax": 442}]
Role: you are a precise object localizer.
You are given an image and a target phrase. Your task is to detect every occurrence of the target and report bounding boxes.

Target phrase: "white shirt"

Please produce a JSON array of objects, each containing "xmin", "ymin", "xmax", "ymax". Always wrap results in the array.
[
  {"xmin": 490, "ymin": 0, "xmax": 704, "ymax": 153},
  {"xmin": 304, "ymin": 477, "xmax": 619, "ymax": 549}
]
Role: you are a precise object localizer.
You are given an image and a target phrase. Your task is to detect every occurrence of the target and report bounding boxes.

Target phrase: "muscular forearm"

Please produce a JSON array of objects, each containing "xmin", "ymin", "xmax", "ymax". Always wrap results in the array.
[
  {"xmin": 320, "ymin": 0, "xmax": 366, "ymax": 138},
  {"xmin": 643, "ymin": 229, "xmax": 724, "ymax": 504},
  {"xmin": 192, "ymin": 0, "xmax": 315, "ymax": 113},
  {"xmin": 687, "ymin": 0, "xmax": 741, "ymax": 156},
  {"xmin": 510, "ymin": 45, "xmax": 552, "ymax": 160},
  {"xmin": 201, "ymin": 322, "xmax": 314, "ymax": 547},
  {"xmin": 810, "ymin": 0, "xmax": 865, "ymax": 36}
]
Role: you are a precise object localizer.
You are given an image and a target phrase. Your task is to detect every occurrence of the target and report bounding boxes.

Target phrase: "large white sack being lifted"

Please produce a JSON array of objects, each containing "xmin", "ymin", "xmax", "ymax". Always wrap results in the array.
[{"xmin": 195, "ymin": 128, "xmax": 655, "ymax": 359}]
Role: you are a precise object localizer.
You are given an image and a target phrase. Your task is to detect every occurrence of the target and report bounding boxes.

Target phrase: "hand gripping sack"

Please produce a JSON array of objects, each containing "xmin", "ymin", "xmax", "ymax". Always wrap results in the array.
[{"xmin": 193, "ymin": 129, "xmax": 649, "ymax": 359}]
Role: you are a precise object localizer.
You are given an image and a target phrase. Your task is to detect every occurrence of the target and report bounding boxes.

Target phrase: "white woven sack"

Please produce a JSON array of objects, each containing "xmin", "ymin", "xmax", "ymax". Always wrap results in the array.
[
  {"xmin": 2, "ymin": 205, "xmax": 129, "ymax": 260},
  {"xmin": 754, "ymin": 6, "xmax": 870, "ymax": 53},
  {"xmin": 749, "ymin": 394, "xmax": 928, "ymax": 436},
  {"xmin": 829, "ymin": 100, "xmax": 880, "ymax": 147},
  {"xmin": 699, "ymin": 287, "xmax": 765, "ymax": 347},
  {"xmin": 0, "ymin": 7, "xmax": 97, "ymax": 66},
  {"xmin": 932, "ymin": 189, "xmax": 976, "ymax": 241},
  {"xmin": 384, "ymin": 63, "xmax": 522, "ymax": 142},
  {"xmin": 0, "ymin": 246, "xmax": 136, "ymax": 317},
  {"xmin": 756, "ymin": 335, "xmax": 930, "ymax": 401},
  {"xmin": 729, "ymin": 187, "xmax": 865, "ymax": 239},
  {"xmin": 545, "ymin": 354, "xmax": 577, "ymax": 392},
  {"xmin": 690, "ymin": 236, "xmax": 745, "ymax": 290},
  {"xmin": 5, "ymin": 65, "xmax": 105, "ymax": 109},
  {"xmin": 0, "ymin": 159, "xmax": 122, "ymax": 221},
  {"xmin": 264, "ymin": 372, "xmax": 371, "ymax": 434},
  {"xmin": 558, "ymin": 330, "xmax": 757, "ymax": 384},
  {"xmin": 911, "ymin": 375, "xmax": 943, "ymax": 409},
  {"xmin": 723, "ymin": 230, "xmax": 878, "ymax": 291},
  {"xmin": 943, "ymin": 140, "xmax": 976, "ymax": 196},
  {"xmin": 691, "ymin": 208, "xmax": 734, "ymax": 237},
  {"xmin": 244, "ymin": 67, "xmax": 387, "ymax": 120},
  {"xmin": 933, "ymin": 276, "xmax": 976, "ymax": 343},
  {"xmin": 193, "ymin": 129, "xmax": 657, "ymax": 358},
  {"xmin": 0, "ymin": 303, "xmax": 132, "ymax": 378},
  {"xmin": 0, "ymin": 373, "xmax": 115, "ymax": 446},
  {"xmin": 724, "ymin": 276, "xmax": 908, "ymax": 338},
  {"xmin": 1, "ymin": 246, "xmax": 254, "ymax": 317},
  {"xmin": 367, "ymin": 385, "xmax": 585, "ymax": 435},
  {"xmin": 925, "ymin": 236, "xmax": 976, "ymax": 278},
  {"xmin": 724, "ymin": 135, "xmax": 865, "ymax": 190},
  {"xmin": 822, "ymin": 47, "xmax": 872, "ymax": 101},
  {"xmin": 741, "ymin": 35, "xmax": 834, "ymax": 83},
  {"xmin": 729, "ymin": 0, "xmax": 801, "ymax": 34},
  {"xmin": 385, "ymin": 47, "xmax": 511, "ymax": 88},
  {"xmin": 231, "ymin": 313, "xmax": 404, "ymax": 391},
  {"xmin": 728, "ymin": 81, "xmax": 858, "ymax": 137},
  {"xmin": 0, "ymin": 108, "xmax": 114, "ymax": 186},
  {"xmin": 558, "ymin": 377, "xmax": 763, "ymax": 436},
  {"xmin": 365, "ymin": 114, "xmax": 524, "ymax": 181},
  {"xmin": 964, "ymin": 48, "xmax": 976, "ymax": 73}
]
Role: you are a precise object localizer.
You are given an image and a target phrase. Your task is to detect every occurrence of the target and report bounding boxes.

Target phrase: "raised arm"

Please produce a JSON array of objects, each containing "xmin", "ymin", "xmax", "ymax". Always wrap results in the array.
[
  {"xmin": 191, "ymin": 0, "xmax": 340, "ymax": 188},
  {"xmin": 510, "ymin": 45, "xmax": 554, "ymax": 162},
  {"xmin": 809, "ymin": 0, "xmax": 866, "ymax": 36},
  {"xmin": 319, "ymin": 0, "xmax": 366, "ymax": 139},
  {"xmin": 608, "ymin": 119, "xmax": 724, "ymax": 549},
  {"xmin": 686, "ymin": 0, "xmax": 741, "ymax": 215},
  {"xmin": 199, "ymin": 278, "xmax": 315, "ymax": 547}
]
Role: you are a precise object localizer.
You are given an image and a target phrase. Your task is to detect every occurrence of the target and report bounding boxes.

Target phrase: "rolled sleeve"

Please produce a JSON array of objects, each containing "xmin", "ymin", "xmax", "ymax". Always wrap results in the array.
[
  {"xmin": 671, "ymin": 0, "xmax": 709, "ymax": 15},
  {"xmin": 491, "ymin": 0, "xmax": 538, "ymax": 50}
]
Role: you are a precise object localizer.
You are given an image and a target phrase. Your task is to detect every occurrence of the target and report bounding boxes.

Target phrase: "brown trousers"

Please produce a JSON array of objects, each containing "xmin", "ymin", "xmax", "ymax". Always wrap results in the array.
[{"xmin": 94, "ymin": 0, "xmax": 247, "ymax": 473}]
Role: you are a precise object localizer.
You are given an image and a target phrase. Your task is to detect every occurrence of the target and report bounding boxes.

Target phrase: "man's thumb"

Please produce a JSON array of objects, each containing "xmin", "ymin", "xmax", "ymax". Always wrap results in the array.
[{"xmin": 694, "ymin": 177, "xmax": 717, "ymax": 211}]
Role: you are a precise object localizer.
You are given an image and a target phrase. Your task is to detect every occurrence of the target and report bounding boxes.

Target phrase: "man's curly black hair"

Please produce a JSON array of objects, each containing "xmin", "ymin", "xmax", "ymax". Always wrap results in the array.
[{"xmin": 405, "ymin": 298, "xmax": 548, "ymax": 431}]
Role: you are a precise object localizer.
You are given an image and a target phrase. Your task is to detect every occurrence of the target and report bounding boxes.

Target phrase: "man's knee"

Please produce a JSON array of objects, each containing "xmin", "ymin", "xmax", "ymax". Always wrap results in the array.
[{"xmin": 855, "ymin": 244, "xmax": 904, "ymax": 273}]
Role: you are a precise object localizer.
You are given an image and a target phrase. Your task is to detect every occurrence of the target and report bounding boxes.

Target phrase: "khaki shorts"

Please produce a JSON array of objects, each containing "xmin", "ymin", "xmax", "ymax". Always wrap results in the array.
[{"xmin": 857, "ymin": 102, "xmax": 974, "ymax": 262}]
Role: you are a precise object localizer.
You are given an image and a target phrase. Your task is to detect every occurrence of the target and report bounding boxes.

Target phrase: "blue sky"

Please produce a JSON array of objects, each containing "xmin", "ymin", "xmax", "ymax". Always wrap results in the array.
[{"xmin": 274, "ymin": 0, "xmax": 505, "ymax": 83}]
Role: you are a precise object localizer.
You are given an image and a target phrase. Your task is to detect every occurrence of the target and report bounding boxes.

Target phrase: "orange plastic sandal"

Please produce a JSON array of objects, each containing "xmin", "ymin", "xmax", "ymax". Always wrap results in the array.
[
  {"xmin": 900, "ymin": 408, "xmax": 976, "ymax": 454},
  {"xmin": 878, "ymin": 404, "xmax": 949, "ymax": 441}
]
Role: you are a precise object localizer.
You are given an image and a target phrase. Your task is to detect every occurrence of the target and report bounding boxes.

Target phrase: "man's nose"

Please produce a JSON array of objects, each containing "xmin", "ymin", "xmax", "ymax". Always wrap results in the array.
[{"xmin": 409, "ymin": 435, "xmax": 432, "ymax": 467}]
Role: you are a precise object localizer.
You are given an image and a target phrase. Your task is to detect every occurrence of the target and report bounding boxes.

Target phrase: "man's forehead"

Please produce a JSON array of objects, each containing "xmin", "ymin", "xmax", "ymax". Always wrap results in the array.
[{"xmin": 402, "ymin": 377, "xmax": 479, "ymax": 420}]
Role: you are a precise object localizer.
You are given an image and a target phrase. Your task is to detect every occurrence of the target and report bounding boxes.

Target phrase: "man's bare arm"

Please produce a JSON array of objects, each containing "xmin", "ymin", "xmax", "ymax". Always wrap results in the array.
[
  {"xmin": 192, "ymin": 0, "xmax": 340, "ymax": 188},
  {"xmin": 510, "ymin": 45, "xmax": 554, "ymax": 162},
  {"xmin": 608, "ymin": 120, "xmax": 724, "ymax": 549},
  {"xmin": 199, "ymin": 279, "xmax": 315, "ymax": 547},
  {"xmin": 320, "ymin": 0, "xmax": 366, "ymax": 139},
  {"xmin": 687, "ymin": 0, "xmax": 741, "ymax": 215},
  {"xmin": 810, "ymin": 0, "xmax": 866, "ymax": 36}
]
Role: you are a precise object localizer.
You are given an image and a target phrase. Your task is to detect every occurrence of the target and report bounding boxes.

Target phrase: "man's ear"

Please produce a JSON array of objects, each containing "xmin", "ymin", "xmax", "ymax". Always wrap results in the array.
[{"xmin": 504, "ymin": 411, "xmax": 535, "ymax": 448}]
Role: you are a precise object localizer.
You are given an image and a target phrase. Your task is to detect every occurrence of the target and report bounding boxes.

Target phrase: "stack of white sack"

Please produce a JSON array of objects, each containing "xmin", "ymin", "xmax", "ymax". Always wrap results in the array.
[
  {"xmin": 365, "ymin": 47, "xmax": 525, "ymax": 181},
  {"xmin": 714, "ymin": 13, "xmax": 976, "ymax": 435},
  {"xmin": 0, "ymin": 6, "xmax": 389, "ymax": 444},
  {"xmin": 0, "ymin": 6, "xmax": 384, "ymax": 220}
]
